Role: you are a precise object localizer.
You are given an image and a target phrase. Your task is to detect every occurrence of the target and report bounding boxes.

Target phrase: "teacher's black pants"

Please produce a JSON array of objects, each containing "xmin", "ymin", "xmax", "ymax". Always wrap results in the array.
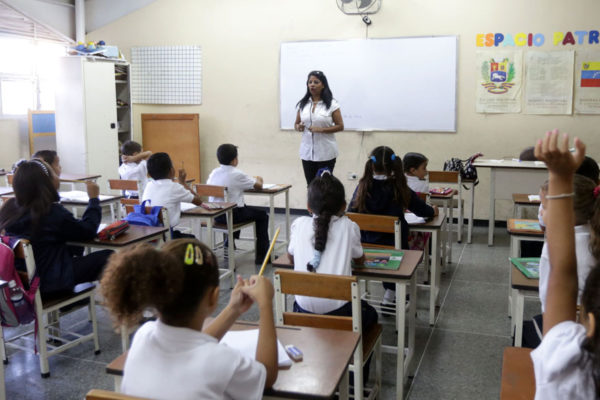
[{"xmin": 302, "ymin": 158, "xmax": 336, "ymax": 185}]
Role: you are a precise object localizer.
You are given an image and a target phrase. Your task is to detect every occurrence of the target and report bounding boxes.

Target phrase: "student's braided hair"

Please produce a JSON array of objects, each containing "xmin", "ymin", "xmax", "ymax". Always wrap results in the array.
[
  {"xmin": 352, "ymin": 146, "xmax": 410, "ymax": 213},
  {"xmin": 101, "ymin": 239, "xmax": 219, "ymax": 328},
  {"xmin": 306, "ymin": 170, "xmax": 345, "ymax": 272}
]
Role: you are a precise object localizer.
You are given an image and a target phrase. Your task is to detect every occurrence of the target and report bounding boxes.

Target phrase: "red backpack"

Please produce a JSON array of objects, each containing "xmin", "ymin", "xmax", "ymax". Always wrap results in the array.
[{"xmin": 0, "ymin": 236, "xmax": 39, "ymax": 327}]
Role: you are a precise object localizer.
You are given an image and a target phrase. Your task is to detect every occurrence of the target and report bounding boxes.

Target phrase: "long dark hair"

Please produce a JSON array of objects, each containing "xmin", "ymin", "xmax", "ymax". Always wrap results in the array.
[
  {"xmin": 306, "ymin": 171, "xmax": 345, "ymax": 272},
  {"xmin": 352, "ymin": 146, "xmax": 410, "ymax": 213},
  {"xmin": 296, "ymin": 71, "xmax": 334, "ymax": 111},
  {"xmin": 581, "ymin": 266, "xmax": 600, "ymax": 397},
  {"xmin": 101, "ymin": 239, "xmax": 219, "ymax": 328},
  {"xmin": 0, "ymin": 160, "xmax": 59, "ymax": 235}
]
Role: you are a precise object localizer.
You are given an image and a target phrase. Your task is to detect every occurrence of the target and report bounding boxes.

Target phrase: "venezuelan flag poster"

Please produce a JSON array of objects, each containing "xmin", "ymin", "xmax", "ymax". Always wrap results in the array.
[
  {"xmin": 575, "ymin": 51, "xmax": 600, "ymax": 114},
  {"xmin": 476, "ymin": 50, "xmax": 522, "ymax": 113}
]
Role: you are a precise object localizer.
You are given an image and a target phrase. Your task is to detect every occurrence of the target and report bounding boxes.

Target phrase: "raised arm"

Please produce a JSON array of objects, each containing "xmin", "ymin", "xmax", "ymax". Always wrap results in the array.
[{"xmin": 534, "ymin": 130, "xmax": 586, "ymax": 335}]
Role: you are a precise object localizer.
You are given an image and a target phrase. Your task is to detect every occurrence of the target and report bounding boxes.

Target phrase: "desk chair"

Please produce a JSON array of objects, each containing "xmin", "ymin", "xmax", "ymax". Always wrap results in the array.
[
  {"xmin": 428, "ymin": 170, "xmax": 462, "ymax": 263},
  {"xmin": 2, "ymin": 239, "xmax": 99, "ymax": 377},
  {"xmin": 108, "ymin": 179, "xmax": 142, "ymax": 220},
  {"xmin": 86, "ymin": 389, "xmax": 149, "ymax": 400},
  {"xmin": 124, "ymin": 205, "xmax": 172, "ymax": 241},
  {"xmin": 193, "ymin": 184, "xmax": 256, "ymax": 260},
  {"xmin": 274, "ymin": 269, "xmax": 382, "ymax": 400},
  {"xmin": 6, "ymin": 174, "xmax": 13, "ymax": 186}
]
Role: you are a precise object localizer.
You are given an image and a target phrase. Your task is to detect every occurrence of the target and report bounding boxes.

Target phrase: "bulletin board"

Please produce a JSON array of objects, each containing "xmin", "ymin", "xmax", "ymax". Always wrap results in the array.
[
  {"xmin": 280, "ymin": 36, "xmax": 458, "ymax": 132},
  {"xmin": 131, "ymin": 46, "xmax": 202, "ymax": 105}
]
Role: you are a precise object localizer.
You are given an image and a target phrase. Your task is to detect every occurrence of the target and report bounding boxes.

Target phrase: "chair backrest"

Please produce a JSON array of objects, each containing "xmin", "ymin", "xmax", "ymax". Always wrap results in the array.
[
  {"xmin": 108, "ymin": 179, "xmax": 139, "ymax": 192},
  {"xmin": 428, "ymin": 170, "xmax": 460, "ymax": 184},
  {"xmin": 7, "ymin": 174, "xmax": 13, "ymax": 185},
  {"xmin": 273, "ymin": 269, "xmax": 359, "ymax": 332},
  {"xmin": 120, "ymin": 198, "xmax": 140, "ymax": 207},
  {"xmin": 86, "ymin": 389, "xmax": 149, "ymax": 400},
  {"xmin": 194, "ymin": 184, "xmax": 227, "ymax": 199},
  {"xmin": 345, "ymin": 212, "xmax": 401, "ymax": 249}
]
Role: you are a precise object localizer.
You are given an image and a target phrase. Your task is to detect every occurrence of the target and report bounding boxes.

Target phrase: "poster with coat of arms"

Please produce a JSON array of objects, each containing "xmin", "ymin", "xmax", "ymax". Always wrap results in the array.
[
  {"xmin": 574, "ymin": 51, "xmax": 600, "ymax": 114},
  {"xmin": 476, "ymin": 51, "xmax": 523, "ymax": 113}
]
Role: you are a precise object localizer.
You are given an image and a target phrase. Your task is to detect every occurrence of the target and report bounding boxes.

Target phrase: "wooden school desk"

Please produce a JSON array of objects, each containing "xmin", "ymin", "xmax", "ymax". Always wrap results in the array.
[
  {"xmin": 273, "ymin": 250, "xmax": 423, "ymax": 400},
  {"xmin": 106, "ymin": 323, "xmax": 360, "ymax": 400},
  {"xmin": 500, "ymin": 347, "xmax": 535, "ymax": 400},
  {"xmin": 409, "ymin": 212, "xmax": 447, "ymax": 326},
  {"xmin": 506, "ymin": 219, "xmax": 544, "ymax": 318},
  {"xmin": 0, "ymin": 187, "xmax": 13, "ymax": 196},
  {"xmin": 512, "ymin": 193, "xmax": 541, "ymax": 219},
  {"xmin": 181, "ymin": 202, "xmax": 237, "ymax": 285},
  {"xmin": 473, "ymin": 159, "xmax": 546, "ymax": 246},
  {"xmin": 510, "ymin": 266, "xmax": 539, "ymax": 347},
  {"xmin": 245, "ymin": 184, "xmax": 292, "ymax": 257},
  {"xmin": 429, "ymin": 190, "xmax": 456, "ymax": 263},
  {"xmin": 0, "ymin": 280, "xmax": 7, "ymax": 400}
]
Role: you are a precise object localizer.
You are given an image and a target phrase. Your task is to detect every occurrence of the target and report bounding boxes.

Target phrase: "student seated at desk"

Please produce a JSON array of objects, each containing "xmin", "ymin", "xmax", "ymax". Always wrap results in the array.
[
  {"xmin": 403, "ymin": 152, "xmax": 429, "ymax": 194},
  {"xmin": 101, "ymin": 239, "xmax": 278, "ymax": 400},
  {"xmin": 118, "ymin": 140, "xmax": 152, "ymax": 198},
  {"xmin": 142, "ymin": 152, "xmax": 202, "ymax": 239},
  {"xmin": 0, "ymin": 160, "xmax": 111, "ymax": 296},
  {"xmin": 348, "ymin": 146, "xmax": 437, "ymax": 305},
  {"xmin": 207, "ymin": 144, "xmax": 269, "ymax": 265},
  {"xmin": 33, "ymin": 149, "xmax": 62, "ymax": 176},
  {"xmin": 529, "ymin": 130, "xmax": 599, "ymax": 400}
]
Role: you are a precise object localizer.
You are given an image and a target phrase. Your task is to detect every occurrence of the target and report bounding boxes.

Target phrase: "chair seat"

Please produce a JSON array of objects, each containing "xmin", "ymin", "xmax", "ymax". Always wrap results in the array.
[
  {"xmin": 362, "ymin": 323, "xmax": 383, "ymax": 360},
  {"xmin": 42, "ymin": 282, "xmax": 96, "ymax": 309}
]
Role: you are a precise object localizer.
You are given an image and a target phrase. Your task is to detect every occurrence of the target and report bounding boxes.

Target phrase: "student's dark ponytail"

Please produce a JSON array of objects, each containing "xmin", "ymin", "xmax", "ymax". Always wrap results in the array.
[
  {"xmin": 580, "ymin": 266, "xmax": 600, "ymax": 397},
  {"xmin": 306, "ymin": 171, "xmax": 346, "ymax": 272},
  {"xmin": 589, "ymin": 185, "xmax": 600, "ymax": 261},
  {"xmin": 101, "ymin": 239, "xmax": 219, "ymax": 328}
]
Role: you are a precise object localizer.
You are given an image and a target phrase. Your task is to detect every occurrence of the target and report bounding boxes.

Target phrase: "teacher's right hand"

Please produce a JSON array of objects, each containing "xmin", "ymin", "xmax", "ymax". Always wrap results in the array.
[{"xmin": 295, "ymin": 122, "xmax": 305, "ymax": 132}]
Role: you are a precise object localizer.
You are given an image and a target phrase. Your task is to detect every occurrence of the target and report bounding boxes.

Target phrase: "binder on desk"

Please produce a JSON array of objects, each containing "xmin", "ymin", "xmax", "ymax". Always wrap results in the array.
[
  {"xmin": 510, "ymin": 257, "xmax": 540, "ymax": 279},
  {"xmin": 513, "ymin": 220, "xmax": 541, "ymax": 231},
  {"xmin": 353, "ymin": 249, "xmax": 404, "ymax": 270}
]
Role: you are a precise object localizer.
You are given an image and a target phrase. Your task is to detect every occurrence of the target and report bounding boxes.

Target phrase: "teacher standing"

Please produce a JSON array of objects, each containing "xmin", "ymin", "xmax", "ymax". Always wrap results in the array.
[{"xmin": 294, "ymin": 71, "xmax": 344, "ymax": 185}]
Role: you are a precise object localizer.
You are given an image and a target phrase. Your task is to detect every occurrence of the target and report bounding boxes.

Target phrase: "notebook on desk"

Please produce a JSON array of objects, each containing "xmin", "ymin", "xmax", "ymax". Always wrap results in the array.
[
  {"xmin": 510, "ymin": 257, "xmax": 540, "ymax": 279},
  {"xmin": 60, "ymin": 190, "xmax": 113, "ymax": 202},
  {"xmin": 405, "ymin": 212, "xmax": 426, "ymax": 224},
  {"xmin": 353, "ymin": 249, "xmax": 404, "ymax": 270},
  {"xmin": 513, "ymin": 220, "xmax": 541, "ymax": 231},
  {"xmin": 429, "ymin": 187, "xmax": 453, "ymax": 195},
  {"xmin": 221, "ymin": 329, "xmax": 292, "ymax": 367}
]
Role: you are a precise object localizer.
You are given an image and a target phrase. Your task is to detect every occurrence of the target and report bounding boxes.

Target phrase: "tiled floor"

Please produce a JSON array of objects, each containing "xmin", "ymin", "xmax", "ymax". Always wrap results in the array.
[{"xmin": 3, "ymin": 215, "xmax": 542, "ymax": 399}]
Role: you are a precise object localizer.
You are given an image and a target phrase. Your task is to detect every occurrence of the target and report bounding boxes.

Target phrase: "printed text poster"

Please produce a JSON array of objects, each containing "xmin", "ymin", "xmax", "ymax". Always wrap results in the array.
[
  {"xmin": 476, "ymin": 50, "xmax": 522, "ymax": 113},
  {"xmin": 574, "ymin": 51, "xmax": 600, "ymax": 114},
  {"xmin": 524, "ymin": 50, "xmax": 574, "ymax": 115}
]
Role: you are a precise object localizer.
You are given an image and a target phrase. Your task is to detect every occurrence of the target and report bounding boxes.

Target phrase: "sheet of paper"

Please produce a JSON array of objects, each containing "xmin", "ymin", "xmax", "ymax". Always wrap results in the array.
[
  {"xmin": 180, "ymin": 202, "xmax": 197, "ymax": 211},
  {"xmin": 60, "ymin": 190, "xmax": 113, "ymax": 202},
  {"xmin": 405, "ymin": 212, "xmax": 426, "ymax": 224},
  {"xmin": 221, "ymin": 329, "xmax": 292, "ymax": 367},
  {"xmin": 262, "ymin": 183, "xmax": 277, "ymax": 189},
  {"xmin": 96, "ymin": 223, "xmax": 107, "ymax": 233}
]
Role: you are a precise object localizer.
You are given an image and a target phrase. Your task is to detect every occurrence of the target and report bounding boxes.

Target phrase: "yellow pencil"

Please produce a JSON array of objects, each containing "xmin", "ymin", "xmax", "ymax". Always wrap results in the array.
[{"xmin": 258, "ymin": 227, "xmax": 280, "ymax": 276}]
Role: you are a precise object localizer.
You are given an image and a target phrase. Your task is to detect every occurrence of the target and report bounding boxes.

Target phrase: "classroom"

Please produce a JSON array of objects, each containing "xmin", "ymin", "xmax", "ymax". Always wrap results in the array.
[{"xmin": 1, "ymin": 0, "xmax": 599, "ymax": 399}]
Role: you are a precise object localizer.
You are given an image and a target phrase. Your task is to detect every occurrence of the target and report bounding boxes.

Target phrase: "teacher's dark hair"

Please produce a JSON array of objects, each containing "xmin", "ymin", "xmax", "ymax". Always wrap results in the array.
[{"xmin": 296, "ymin": 71, "xmax": 334, "ymax": 111}]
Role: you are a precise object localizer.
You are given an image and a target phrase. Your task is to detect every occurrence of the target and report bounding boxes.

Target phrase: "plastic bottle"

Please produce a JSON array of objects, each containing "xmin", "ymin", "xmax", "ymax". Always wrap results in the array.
[{"xmin": 8, "ymin": 280, "xmax": 33, "ymax": 324}]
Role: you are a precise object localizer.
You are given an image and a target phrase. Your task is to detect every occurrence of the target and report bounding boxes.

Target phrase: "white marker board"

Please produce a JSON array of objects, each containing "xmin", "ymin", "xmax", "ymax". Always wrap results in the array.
[{"xmin": 280, "ymin": 36, "xmax": 457, "ymax": 132}]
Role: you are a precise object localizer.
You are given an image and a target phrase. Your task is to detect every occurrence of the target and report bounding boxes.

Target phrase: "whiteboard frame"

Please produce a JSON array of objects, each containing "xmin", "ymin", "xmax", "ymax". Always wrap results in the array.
[{"xmin": 279, "ymin": 35, "xmax": 458, "ymax": 133}]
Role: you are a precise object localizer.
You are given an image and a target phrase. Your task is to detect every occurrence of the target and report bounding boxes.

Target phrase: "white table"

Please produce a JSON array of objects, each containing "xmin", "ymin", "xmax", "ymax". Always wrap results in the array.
[{"xmin": 473, "ymin": 159, "xmax": 547, "ymax": 246}]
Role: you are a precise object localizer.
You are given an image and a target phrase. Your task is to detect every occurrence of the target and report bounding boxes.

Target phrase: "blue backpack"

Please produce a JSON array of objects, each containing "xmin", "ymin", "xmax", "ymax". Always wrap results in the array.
[{"xmin": 124, "ymin": 200, "xmax": 163, "ymax": 227}]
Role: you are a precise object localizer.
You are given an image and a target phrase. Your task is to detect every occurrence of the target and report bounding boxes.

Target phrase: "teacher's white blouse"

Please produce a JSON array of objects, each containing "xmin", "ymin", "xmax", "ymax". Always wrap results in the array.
[{"xmin": 298, "ymin": 98, "xmax": 341, "ymax": 162}]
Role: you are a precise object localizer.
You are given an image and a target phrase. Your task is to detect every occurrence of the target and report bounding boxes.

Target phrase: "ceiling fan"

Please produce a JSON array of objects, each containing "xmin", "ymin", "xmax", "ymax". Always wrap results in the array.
[{"xmin": 336, "ymin": 0, "xmax": 381, "ymax": 15}]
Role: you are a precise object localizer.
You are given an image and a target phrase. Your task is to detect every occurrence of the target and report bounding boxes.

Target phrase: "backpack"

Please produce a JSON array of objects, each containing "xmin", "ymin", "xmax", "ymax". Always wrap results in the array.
[
  {"xmin": 443, "ymin": 153, "xmax": 483, "ymax": 188},
  {"xmin": 124, "ymin": 200, "xmax": 163, "ymax": 227},
  {"xmin": 0, "ymin": 236, "xmax": 38, "ymax": 327}
]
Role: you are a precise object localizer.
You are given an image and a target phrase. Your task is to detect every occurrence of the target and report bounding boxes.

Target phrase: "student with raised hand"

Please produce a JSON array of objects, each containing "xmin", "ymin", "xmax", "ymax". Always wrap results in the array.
[
  {"xmin": 531, "ymin": 130, "xmax": 598, "ymax": 399},
  {"xmin": 118, "ymin": 140, "xmax": 152, "ymax": 198},
  {"xmin": 101, "ymin": 239, "xmax": 278, "ymax": 400},
  {"xmin": 0, "ymin": 159, "xmax": 111, "ymax": 295}
]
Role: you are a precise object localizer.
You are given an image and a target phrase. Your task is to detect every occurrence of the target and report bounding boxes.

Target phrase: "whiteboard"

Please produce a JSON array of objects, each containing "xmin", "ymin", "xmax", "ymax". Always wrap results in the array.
[{"xmin": 280, "ymin": 37, "xmax": 457, "ymax": 132}]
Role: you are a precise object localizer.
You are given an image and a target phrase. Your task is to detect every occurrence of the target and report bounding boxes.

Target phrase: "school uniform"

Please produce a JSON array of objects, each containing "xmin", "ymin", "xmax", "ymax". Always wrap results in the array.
[
  {"xmin": 348, "ymin": 177, "xmax": 435, "ymax": 292},
  {"xmin": 530, "ymin": 321, "xmax": 594, "ymax": 400},
  {"xmin": 298, "ymin": 98, "xmax": 340, "ymax": 183},
  {"xmin": 142, "ymin": 179, "xmax": 194, "ymax": 229},
  {"xmin": 118, "ymin": 160, "xmax": 148, "ymax": 197},
  {"xmin": 4, "ymin": 198, "xmax": 111, "ymax": 295},
  {"xmin": 207, "ymin": 165, "xmax": 269, "ymax": 264},
  {"xmin": 539, "ymin": 224, "xmax": 595, "ymax": 313},
  {"xmin": 405, "ymin": 174, "xmax": 429, "ymax": 194},
  {"xmin": 122, "ymin": 320, "xmax": 266, "ymax": 400}
]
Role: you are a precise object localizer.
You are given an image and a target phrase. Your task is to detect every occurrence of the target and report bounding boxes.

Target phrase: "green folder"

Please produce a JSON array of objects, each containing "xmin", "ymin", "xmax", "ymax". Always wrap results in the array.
[
  {"xmin": 510, "ymin": 257, "xmax": 540, "ymax": 279},
  {"xmin": 353, "ymin": 249, "xmax": 404, "ymax": 270}
]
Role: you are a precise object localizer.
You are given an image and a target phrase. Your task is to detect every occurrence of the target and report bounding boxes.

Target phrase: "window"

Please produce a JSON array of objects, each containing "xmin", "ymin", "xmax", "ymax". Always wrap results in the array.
[{"xmin": 0, "ymin": 36, "xmax": 65, "ymax": 116}]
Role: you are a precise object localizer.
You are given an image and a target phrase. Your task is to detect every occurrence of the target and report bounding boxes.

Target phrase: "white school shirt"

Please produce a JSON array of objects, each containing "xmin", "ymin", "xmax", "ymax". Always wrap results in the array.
[
  {"xmin": 405, "ymin": 174, "xmax": 429, "ymax": 193},
  {"xmin": 206, "ymin": 165, "xmax": 256, "ymax": 207},
  {"xmin": 298, "ymin": 99, "xmax": 341, "ymax": 162},
  {"xmin": 118, "ymin": 160, "xmax": 148, "ymax": 197},
  {"xmin": 531, "ymin": 321, "xmax": 594, "ymax": 400},
  {"xmin": 142, "ymin": 179, "xmax": 194, "ymax": 226},
  {"xmin": 539, "ymin": 224, "xmax": 595, "ymax": 313},
  {"xmin": 121, "ymin": 320, "xmax": 266, "ymax": 400},
  {"xmin": 288, "ymin": 215, "xmax": 363, "ymax": 314}
]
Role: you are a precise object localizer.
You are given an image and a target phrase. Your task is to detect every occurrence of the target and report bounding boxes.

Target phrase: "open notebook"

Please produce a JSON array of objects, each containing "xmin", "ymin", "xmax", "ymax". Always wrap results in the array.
[
  {"xmin": 60, "ymin": 190, "xmax": 113, "ymax": 202},
  {"xmin": 221, "ymin": 329, "xmax": 292, "ymax": 367}
]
